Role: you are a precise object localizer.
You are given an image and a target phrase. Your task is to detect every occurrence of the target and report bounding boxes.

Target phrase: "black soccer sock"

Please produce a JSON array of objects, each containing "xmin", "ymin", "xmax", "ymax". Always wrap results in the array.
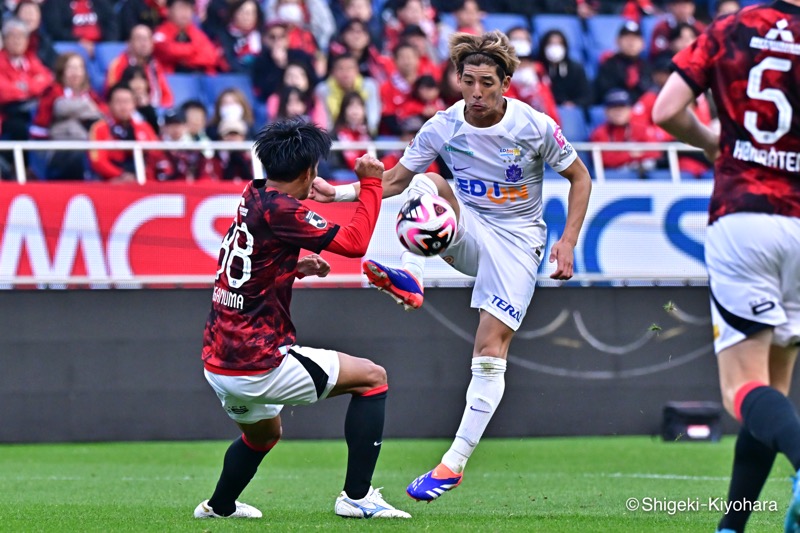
[
  {"xmin": 718, "ymin": 427, "xmax": 777, "ymax": 533},
  {"xmin": 740, "ymin": 385, "xmax": 800, "ymax": 471},
  {"xmin": 207, "ymin": 436, "xmax": 272, "ymax": 516},
  {"xmin": 343, "ymin": 386, "xmax": 387, "ymax": 500}
]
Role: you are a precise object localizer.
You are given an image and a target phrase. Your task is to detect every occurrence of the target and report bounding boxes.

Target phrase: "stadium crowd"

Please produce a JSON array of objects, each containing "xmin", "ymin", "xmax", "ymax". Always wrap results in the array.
[{"xmin": 0, "ymin": 0, "xmax": 752, "ymax": 181}]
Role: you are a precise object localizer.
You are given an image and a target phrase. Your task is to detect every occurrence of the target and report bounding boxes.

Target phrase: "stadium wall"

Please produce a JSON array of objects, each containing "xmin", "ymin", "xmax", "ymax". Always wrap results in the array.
[{"xmin": 2, "ymin": 286, "xmax": 784, "ymax": 444}]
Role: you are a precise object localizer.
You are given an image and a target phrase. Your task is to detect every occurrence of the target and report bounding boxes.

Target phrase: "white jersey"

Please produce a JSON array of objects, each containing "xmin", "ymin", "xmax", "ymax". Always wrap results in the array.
[{"xmin": 399, "ymin": 97, "xmax": 577, "ymax": 248}]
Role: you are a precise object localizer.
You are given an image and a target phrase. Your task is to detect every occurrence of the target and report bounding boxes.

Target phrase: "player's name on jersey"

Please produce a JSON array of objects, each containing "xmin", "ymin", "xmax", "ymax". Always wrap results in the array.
[
  {"xmin": 213, "ymin": 286, "xmax": 244, "ymax": 310},
  {"xmin": 732, "ymin": 140, "xmax": 800, "ymax": 171},
  {"xmin": 749, "ymin": 36, "xmax": 800, "ymax": 56}
]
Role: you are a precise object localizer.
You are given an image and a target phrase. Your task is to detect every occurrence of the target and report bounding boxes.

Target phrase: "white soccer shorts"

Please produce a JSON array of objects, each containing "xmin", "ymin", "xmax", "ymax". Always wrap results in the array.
[
  {"xmin": 204, "ymin": 346, "xmax": 340, "ymax": 423},
  {"xmin": 705, "ymin": 213, "xmax": 800, "ymax": 353},
  {"xmin": 440, "ymin": 197, "xmax": 543, "ymax": 331}
]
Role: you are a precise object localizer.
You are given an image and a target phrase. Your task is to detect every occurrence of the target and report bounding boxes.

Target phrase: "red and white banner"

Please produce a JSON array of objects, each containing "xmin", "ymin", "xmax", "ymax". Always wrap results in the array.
[{"xmin": 0, "ymin": 182, "xmax": 363, "ymax": 284}]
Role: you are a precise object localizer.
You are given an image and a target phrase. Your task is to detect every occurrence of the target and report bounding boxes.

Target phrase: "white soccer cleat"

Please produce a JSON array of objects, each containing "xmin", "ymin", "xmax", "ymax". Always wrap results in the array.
[
  {"xmin": 335, "ymin": 486, "xmax": 412, "ymax": 518},
  {"xmin": 193, "ymin": 499, "xmax": 263, "ymax": 518}
]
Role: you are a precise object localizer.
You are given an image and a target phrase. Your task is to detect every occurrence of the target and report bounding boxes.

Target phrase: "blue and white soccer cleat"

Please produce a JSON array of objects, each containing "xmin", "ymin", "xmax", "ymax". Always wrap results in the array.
[
  {"xmin": 407, "ymin": 463, "xmax": 463, "ymax": 501},
  {"xmin": 785, "ymin": 471, "xmax": 800, "ymax": 532},
  {"xmin": 335, "ymin": 486, "xmax": 411, "ymax": 518},
  {"xmin": 362, "ymin": 260, "xmax": 424, "ymax": 310}
]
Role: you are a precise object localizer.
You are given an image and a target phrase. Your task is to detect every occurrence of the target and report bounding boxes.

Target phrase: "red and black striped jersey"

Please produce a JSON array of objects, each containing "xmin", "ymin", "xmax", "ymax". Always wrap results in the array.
[
  {"xmin": 672, "ymin": 1, "xmax": 800, "ymax": 223},
  {"xmin": 202, "ymin": 182, "xmax": 339, "ymax": 374}
]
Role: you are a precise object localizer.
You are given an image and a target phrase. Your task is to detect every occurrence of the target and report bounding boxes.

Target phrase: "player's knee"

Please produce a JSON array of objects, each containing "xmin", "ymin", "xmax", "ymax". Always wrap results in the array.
[{"xmin": 366, "ymin": 361, "xmax": 387, "ymax": 388}]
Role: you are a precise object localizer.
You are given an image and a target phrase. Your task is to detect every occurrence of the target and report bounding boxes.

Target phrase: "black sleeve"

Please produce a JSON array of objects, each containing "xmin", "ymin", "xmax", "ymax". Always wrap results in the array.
[
  {"xmin": 569, "ymin": 62, "xmax": 593, "ymax": 108},
  {"xmin": 42, "ymin": 0, "xmax": 75, "ymax": 41},
  {"xmin": 97, "ymin": 0, "xmax": 120, "ymax": 41}
]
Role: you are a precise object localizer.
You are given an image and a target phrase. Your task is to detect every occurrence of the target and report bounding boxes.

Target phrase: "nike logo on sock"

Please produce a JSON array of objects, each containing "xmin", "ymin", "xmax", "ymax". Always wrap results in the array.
[
  {"xmin": 373, "ymin": 441, "xmax": 382, "ymax": 446},
  {"xmin": 453, "ymin": 166, "xmax": 470, "ymax": 172},
  {"xmin": 469, "ymin": 406, "xmax": 490, "ymax": 413}
]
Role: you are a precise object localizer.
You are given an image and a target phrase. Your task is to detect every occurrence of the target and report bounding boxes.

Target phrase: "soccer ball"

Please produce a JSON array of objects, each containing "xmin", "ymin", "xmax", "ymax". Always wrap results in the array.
[{"xmin": 396, "ymin": 194, "xmax": 457, "ymax": 256}]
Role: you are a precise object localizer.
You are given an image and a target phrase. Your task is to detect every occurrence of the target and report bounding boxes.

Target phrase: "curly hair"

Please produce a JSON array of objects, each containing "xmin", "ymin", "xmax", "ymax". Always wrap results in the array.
[{"xmin": 449, "ymin": 30, "xmax": 521, "ymax": 80}]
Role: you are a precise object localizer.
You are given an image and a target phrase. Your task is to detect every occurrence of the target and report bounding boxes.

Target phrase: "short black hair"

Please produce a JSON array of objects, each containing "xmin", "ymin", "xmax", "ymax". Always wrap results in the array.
[
  {"xmin": 107, "ymin": 82, "xmax": 132, "ymax": 102},
  {"xmin": 181, "ymin": 99, "xmax": 206, "ymax": 115},
  {"xmin": 254, "ymin": 119, "xmax": 331, "ymax": 182}
]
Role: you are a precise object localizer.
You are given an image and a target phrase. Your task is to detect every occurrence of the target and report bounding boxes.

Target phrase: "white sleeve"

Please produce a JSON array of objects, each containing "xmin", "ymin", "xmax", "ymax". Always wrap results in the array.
[
  {"xmin": 535, "ymin": 112, "xmax": 578, "ymax": 173},
  {"xmin": 398, "ymin": 118, "xmax": 441, "ymax": 173}
]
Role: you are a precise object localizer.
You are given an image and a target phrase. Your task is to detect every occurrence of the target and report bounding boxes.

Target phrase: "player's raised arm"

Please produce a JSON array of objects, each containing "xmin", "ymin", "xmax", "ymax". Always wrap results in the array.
[{"xmin": 324, "ymin": 155, "xmax": 385, "ymax": 258}]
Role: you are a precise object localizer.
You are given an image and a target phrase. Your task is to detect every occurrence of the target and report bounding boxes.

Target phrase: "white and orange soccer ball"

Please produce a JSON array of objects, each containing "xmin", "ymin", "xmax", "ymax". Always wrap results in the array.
[{"xmin": 395, "ymin": 193, "xmax": 457, "ymax": 257}]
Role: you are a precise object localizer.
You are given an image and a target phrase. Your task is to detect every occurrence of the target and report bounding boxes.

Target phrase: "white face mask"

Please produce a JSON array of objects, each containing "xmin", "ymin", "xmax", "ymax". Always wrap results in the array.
[
  {"xmin": 277, "ymin": 4, "xmax": 304, "ymax": 25},
  {"xmin": 544, "ymin": 44, "xmax": 566, "ymax": 63},
  {"xmin": 220, "ymin": 103, "xmax": 245, "ymax": 121},
  {"xmin": 510, "ymin": 39, "xmax": 532, "ymax": 59},
  {"xmin": 515, "ymin": 66, "xmax": 538, "ymax": 86}
]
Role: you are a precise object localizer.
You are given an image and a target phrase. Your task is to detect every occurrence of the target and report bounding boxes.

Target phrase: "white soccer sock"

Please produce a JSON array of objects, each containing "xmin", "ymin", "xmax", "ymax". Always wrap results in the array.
[
  {"xmin": 441, "ymin": 356, "xmax": 507, "ymax": 473},
  {"xmin": 400, "ymin": 174, "xmax": 438, "ymax": 284}
]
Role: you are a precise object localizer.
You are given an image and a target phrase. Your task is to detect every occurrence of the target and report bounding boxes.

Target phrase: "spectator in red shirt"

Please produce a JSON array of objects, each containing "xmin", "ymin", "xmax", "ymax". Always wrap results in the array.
[
  {"xmin": 396, "ymin": 74, "xmax": 445, "ymax": 124},
  {"xmin": 153, "ymin": 0, "xmax": 224, "ymax": 74},
  {"xmin": 649, "ymin": 0, "xmax": 706, "ymax": 58},
  {"xmin": 107, "ymin": 25, "xmax": 174, "ymax": 109},
  {"xmin": 209, "ymin": 0, "xmax": 263, "ymax": 74},
  {"xmin": 398, "ymin": 24, "xmax": 440, "ymax": 78},
  {"xmin": 119, "ymin": 0, "xmax": 168, "ymax": 40},
  {"xmin": 589, "ymin": 88, "xmax": 661, "ymax": 173},
  {"xmin": 41, "ymin": 0, "xmax": 118, "ymax": 58},
  {"xmin": 333, "ymin": 90, "xmax": 370, "ymax": 171},
  {"xmin": 631, "ymin": 55, "xmax": 713, "ymax": 176},
  {"xmin": 15, "ymin": 1, "xmax": 56, "ymax": 69},
  {"xmin": 265, "ymin": 0, "xmax": 326, "ymax": 57},
  {"xmin": 30, "ymin": 52, "xmax": 105, "ymax": 179},
  {"xmin": 88, "ymin": 83, "xmax": 172, "ymax": 182},
  {"xmin": 0, "ymin": 19, "xmax": 53, "ymax": 144},
  {"xmin": 379, "ymin": 41, "xmax": 421, "ymax": 135}
]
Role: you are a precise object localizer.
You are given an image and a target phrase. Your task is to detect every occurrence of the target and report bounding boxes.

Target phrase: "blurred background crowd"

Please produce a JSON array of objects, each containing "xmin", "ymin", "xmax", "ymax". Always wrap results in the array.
[{"xmin": 0, "ymin": 0, "xmax": 753, "ymax": 182}]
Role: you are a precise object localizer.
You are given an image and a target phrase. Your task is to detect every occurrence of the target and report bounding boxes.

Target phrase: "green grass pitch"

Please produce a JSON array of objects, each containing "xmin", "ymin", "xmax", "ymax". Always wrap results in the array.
[{"xmin": 0, "ymin": 437, "xmax": 793, "ymax": 532}]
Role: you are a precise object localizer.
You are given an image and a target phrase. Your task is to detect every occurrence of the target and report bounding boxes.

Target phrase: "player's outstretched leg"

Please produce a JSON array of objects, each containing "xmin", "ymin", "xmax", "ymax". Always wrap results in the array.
[
  {"xmin": 406, "ymin": 463, "xmax": 463, "ymax": 502},
  {"xmin": 362, "ymin": 260, "xmax": 423, "ymax": 310}
]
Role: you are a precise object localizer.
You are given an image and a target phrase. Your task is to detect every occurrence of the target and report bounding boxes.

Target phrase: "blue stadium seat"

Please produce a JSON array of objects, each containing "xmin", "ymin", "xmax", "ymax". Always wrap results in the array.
[
  {"xmin": 647, "ymin": 169, "xmax": 698, "ymax": 181},
  {"xmin": 556, "ymin": 105, "xmax": 588, "ymax": 143},
  {"xmin": 588, "ymin": 105, "xmax": 606, "ymax": 131},
  {"xmin": 165, "ymin": 73, "xmax": 203, "ymax": 108},
  {"xmin": 94, "ymin": 42, "xmax": 127, "ymax": 73},
  {"xmin": 603, "ymin": 169, "xmax": 641, "ymax": 180},
  {"xmin": 200, "ymin": 74, "xmax": 257, "ymax": 115},
  {"xmin": 483, "ymin": 13, "xmax": 530, "ymax": 34},
  {"xmin": 639, "ymin": 16, "xmax": 660, "ymax": 56},
  {"xmin": 531, "ymin": 15, "xmax": 584, "ymax": 64},
  {"xmin": 586, "ymin": 15, "xmax": 627, "ymax": 66}
]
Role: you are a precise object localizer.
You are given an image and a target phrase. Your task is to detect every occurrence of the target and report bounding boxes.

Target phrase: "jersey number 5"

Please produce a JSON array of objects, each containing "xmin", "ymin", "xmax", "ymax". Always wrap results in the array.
[
  {"xmin": 216, "ymin": 222, "xmax": 254, "ymax": 288},
  {"xmin": 745, "ymin": 57, "xmax": 792, "ymax": 145}
]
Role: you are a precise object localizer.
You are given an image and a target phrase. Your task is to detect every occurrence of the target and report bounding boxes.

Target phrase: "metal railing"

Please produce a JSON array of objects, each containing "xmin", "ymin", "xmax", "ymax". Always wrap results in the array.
[{"xmin": 0, "ymin": 140, "xmax": 705, "ymax": 184}]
